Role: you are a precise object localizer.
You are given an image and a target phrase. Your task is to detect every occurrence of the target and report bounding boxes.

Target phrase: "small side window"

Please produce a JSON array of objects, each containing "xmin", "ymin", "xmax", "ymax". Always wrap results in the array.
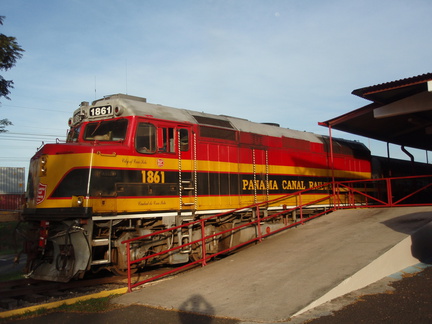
[
  {"xmin": 136, "ymin": 123, "xmax": 156, "ymax": 153},
  {"xmin": 179, "ymin": 129, "xmax": 189, "ymax": 151},
  {"xmin": 161, "ymin": 127, "xmax": 175, "ymax": 153}
]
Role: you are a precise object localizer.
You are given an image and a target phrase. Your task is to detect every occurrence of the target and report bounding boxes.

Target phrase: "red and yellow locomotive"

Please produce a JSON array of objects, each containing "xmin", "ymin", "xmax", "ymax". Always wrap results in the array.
[{"xmin": 21, "ymin": 94, "xmax": 371, "ymax": 281}]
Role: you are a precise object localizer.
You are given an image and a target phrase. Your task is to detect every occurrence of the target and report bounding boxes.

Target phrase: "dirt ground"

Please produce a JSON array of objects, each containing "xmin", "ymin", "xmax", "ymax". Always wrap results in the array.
[{"xmin": 306, "ymin": 265, "xmax": 432, "ymax": 324}]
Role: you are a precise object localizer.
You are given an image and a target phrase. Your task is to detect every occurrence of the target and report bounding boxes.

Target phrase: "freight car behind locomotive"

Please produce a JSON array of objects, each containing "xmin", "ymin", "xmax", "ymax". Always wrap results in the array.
[
  {"xmin": 20, "ymin": 94, "xmax": 372, "ymax": 282},
  {"xmin": 370, "ymin": 155, "xmax": 432, "ymax": 205}
]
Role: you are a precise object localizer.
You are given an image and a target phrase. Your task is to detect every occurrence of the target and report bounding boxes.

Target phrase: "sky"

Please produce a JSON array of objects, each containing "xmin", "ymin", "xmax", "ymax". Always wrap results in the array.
[{"xmin": 1, "ymin": 0, "xmax": 432, "ymax": 172}]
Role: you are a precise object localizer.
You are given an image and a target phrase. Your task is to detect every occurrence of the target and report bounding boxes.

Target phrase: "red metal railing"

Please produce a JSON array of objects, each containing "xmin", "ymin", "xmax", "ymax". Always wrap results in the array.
[
  {"xmin": 333, "ymin": 175, "xmax": 432, "ymax": 208},
  {"xmin": 122, "ymin": 175, "xmax": 432, "ymax": 292}
]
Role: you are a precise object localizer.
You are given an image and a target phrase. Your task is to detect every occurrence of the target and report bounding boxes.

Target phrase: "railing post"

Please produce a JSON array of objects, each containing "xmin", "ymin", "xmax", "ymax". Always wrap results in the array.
[
  {"xmin": 299, "ymin": 193, "xmax": 303, "ymax": 223},
  {"xmin": 334, "ymin": 182, "xmax": 340, "ymax": 210},
  {"xmin": 364, "ymin": 182, "xmax": 368, "ymax": 206},
  {"xmin": 386, "ymin": 178, "xmax": 393, "ymax": 207},
  {"xmin": 256, "ymin": 205, "xmax": 263, "ymax": 242},
  {"xmin": 126, "ymin": 241, "xmax": 132, "ymax": 293},
  {"xmin": 349, "ymin": 184, "xmax": 354, "ymax": 207},
  {"xmin": 331, "ymin": 182, "xmax": 335, "ymax": 210},
  {"xmin": 200, "ymin": 219, "xmax": 207, "ymax": 266}
]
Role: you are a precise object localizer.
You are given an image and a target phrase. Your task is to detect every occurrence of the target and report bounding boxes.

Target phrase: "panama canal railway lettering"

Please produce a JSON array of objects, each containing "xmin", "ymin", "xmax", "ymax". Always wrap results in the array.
[{"xmin": 242, "ymin": 179, "xmax": 330, "ymax": 192}]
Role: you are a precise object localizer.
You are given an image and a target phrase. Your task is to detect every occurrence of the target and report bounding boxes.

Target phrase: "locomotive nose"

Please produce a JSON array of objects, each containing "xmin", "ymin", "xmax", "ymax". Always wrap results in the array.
[
  {"xmin": 25, "ymin": 158, "xmax": 39, "ymax": 208},
  {"xmin": 25, "ymin": 151, "xmax": 50, "ymax": 208}
]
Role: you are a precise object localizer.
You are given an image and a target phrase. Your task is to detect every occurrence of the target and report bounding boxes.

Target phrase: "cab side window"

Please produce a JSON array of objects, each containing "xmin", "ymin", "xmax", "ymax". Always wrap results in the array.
[
  {"xmin": 136, "ymin": 123, "xmax": 156, "ymax": 153},
  {"xmin": 179, "ymin": 129, "xmax": 189, "ymax": 151}
]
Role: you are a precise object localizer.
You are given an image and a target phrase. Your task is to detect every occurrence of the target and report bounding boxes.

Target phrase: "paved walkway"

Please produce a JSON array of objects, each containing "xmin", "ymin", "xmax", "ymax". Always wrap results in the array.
[{"xmin": 112, "ymin": 206, "xmax": 432, "ymax": 323}]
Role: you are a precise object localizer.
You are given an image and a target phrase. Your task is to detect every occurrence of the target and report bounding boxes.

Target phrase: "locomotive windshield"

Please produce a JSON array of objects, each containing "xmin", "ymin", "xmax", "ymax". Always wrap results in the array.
[{"xmin": 83, "ymin": 119, "xmax": 128, "ymax": 141}]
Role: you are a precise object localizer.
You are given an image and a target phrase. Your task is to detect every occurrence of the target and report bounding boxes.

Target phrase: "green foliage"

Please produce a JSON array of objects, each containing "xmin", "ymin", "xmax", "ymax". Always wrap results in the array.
[
  {"xmin": 0, "ymin": 221, "xmax": 21, "ymax": 254},
  {"xmin": 0, "ymin": 271, "xmax": 23, "ymax": 282},
  {"xmin": 0, "ymin": 118, "xmax": 12, "ymax": 133},
  {"xmin": 0, "ymin": 16, "xmax": 24, "ymax": 100},
  {"xmin": 0, "ymin": 221, "xmax": 26, "ymax": 282},
  {"xmin": 0, "ymin": 16, "xmax": 24, "ymax": 132}
]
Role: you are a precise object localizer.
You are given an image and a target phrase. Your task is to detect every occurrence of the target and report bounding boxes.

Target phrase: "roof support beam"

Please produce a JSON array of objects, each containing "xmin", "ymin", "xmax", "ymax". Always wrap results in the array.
[{"xmin": 373, "ymin": 91, "xmax": 432, "ymax": 119}]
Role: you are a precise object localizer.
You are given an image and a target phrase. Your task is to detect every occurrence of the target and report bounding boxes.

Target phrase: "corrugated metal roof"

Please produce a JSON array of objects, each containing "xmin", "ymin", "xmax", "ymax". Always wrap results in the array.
[
  {"xmin": 351, "ymin": 73, "xmax": 432, "ymax": 104},
  {"xmin": 320, "ymin": 73, "xmax": 432, "ymax": 151},
  {"xmin": 0, "ymin": 167, "xmax": 25, "ymax": 194}
]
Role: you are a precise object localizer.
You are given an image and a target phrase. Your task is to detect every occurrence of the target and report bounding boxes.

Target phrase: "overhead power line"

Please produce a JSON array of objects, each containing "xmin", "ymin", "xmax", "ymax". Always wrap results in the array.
[
  {"xmin": 0, "ymin": 131, "xmax": 65, "ymax": 144},
  {"xmin": 1, "ymin": 131, "xmax": 65, "ymax": 137},
  {"xmin": 1, "ymin": 104, "xmax": 71, "ymax": 113}
]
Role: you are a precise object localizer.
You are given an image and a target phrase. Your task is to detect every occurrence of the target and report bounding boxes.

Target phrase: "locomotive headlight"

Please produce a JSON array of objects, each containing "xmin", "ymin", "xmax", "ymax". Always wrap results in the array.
[
  {"xmin": 39, "ymin": 155, "xmax": 48, "ymax": 176},
  {"xmin": 72, "ymin": 195, "xmax": 85, "ymax": 207},
  {"xmin": 114, "ymin": 106, "xmax": 124, "ymax": 116}
]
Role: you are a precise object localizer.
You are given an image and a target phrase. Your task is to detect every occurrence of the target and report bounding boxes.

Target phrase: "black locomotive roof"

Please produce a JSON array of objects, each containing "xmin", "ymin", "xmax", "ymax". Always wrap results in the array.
[{"xmin": 320, "ymin": 73, "xmax": 432, "ymax": 151}]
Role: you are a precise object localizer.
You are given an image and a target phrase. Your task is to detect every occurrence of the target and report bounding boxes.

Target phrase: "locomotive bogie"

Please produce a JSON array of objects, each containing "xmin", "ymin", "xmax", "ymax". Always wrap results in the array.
[{"xmin": 25, "ymin": 220, "xmax": 92, "ymax": 282}]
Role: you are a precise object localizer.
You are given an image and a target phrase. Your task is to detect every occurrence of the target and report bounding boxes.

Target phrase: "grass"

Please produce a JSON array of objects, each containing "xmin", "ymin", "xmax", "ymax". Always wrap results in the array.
[
  {"xmin": 0, "ymin": 295, "xmax": 124, "ymax": 322},
  {"xmin": 0, "ymin": 221, "xmax": 27, "ymax": 282},
  {"xmin": 0, "ymin": 221, "xmax": 23, "ymax": 256},
  {"xmin": 56, "ymin": 296, "xmax": 117, "ymax": 312},
  {"xmin": 0, "ymin": 271, "xmax": 24, "ymax": 282}
]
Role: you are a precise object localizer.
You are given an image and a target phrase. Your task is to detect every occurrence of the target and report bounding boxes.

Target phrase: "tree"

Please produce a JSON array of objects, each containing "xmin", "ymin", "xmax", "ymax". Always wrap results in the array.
[{"xmin": 0, "ymin": 15, "xmax": 24, "ymax": 133}]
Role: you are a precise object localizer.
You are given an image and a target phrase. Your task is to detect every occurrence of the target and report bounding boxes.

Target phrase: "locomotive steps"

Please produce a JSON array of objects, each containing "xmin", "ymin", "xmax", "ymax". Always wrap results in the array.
[{"xmin": 113, "ymin": 206, "xmax": 432, "ymax": 323}]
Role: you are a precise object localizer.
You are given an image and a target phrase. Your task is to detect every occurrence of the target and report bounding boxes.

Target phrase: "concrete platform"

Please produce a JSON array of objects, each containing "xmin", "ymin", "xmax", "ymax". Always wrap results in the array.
[{"xmin": 113, "ymin": 206, "xmax": 432, "ymax": 323}]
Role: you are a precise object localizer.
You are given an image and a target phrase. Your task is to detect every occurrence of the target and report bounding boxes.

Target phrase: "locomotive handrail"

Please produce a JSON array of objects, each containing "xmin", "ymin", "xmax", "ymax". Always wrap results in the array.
[
  {"xmin": 121, "ymin": 181, "xmax": 335, "ymax": 246},
  {"xmin": 122, "ymin": 174, "xmax": 432, "ymax": 292},
  {"xmin": 334, "ymin": 174, "xmax": 432, "ymax": 208},
  {"xmin": 96, "ymin": 151, "xmax": 117, "ymax": 157},
  {"xmin": 122, "ymin": 182, "xmax": 337, "ymax": 291}
]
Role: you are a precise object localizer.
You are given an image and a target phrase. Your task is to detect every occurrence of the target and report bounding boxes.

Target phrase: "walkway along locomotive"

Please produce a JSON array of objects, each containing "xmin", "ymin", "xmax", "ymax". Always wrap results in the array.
[{"xmin": 20, "ymin": 94, "xmax": 371, "ymax": 282}]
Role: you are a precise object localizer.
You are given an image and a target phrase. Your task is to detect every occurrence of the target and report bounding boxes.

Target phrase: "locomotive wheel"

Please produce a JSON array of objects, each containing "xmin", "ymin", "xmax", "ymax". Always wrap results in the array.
[
  {"xmin": 109, "ymin": 231, "xmax": 140, "ymax": 276},
  {"xmin": 189, "ymin": 242, "xmax": 202, "ymax": 262},
  {"xmin": 110, "ymin": 247, "xmax": 137, "ymax": 276},
  {"xmin": 56, "ymin": 244, "xmax": 75, "ymax": 273}
]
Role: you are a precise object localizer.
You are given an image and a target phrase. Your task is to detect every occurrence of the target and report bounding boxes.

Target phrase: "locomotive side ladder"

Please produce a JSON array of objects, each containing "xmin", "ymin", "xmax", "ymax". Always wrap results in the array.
[
  {"xmin": 252, "ymin": 148, "xmax": 270, "ymax": 204},
  {"xmin": 176, "ymin": 131, "xmax": 197, "ymax": 259},
  {"xmin": 178, "ymin": 131, "xmax": 197, "ymax": 216}
]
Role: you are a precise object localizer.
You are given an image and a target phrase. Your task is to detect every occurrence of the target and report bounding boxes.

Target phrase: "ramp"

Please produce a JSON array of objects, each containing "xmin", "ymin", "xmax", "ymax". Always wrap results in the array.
[{"xmin": 113, "ymin": 207, "xmax": 432, "ymax": 322}]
